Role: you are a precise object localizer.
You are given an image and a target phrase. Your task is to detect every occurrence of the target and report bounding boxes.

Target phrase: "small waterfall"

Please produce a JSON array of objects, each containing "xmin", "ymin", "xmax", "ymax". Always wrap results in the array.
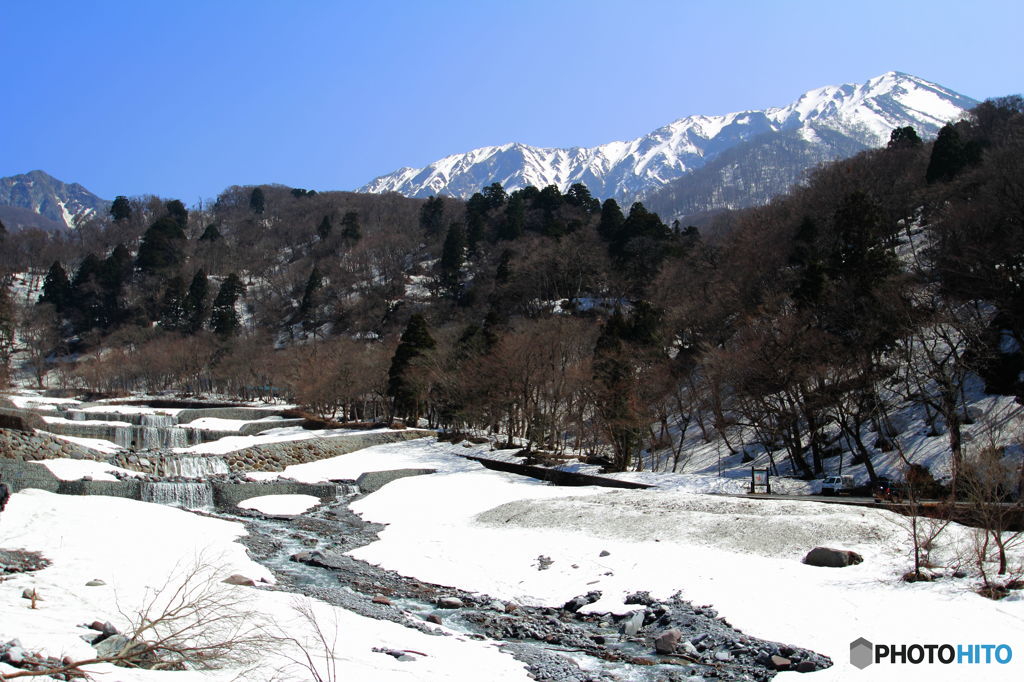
[
  {"xmin": 141, "ymin": 414, "xmax": 177, "ymax": 428},
  {"xmin": 160, "ymin": 456, "xmax": 230, "ymax": 478},
  {"xmin": 141, "ymin": 481, "xmax": 214, "ymax": 510},
  {"xmin": 112, "ymin": 426, "xmax": 134, "ymax": 449}
]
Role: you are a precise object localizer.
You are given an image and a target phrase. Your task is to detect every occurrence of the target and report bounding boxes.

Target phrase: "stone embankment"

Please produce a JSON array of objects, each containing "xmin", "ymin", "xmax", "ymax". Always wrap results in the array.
[{"xmin": 0, "ymin": 428, "xmax": 98, "ymax": 461}]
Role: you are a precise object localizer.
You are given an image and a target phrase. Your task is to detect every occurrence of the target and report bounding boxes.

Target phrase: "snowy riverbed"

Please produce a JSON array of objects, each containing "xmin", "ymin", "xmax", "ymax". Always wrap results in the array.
[{"xmin": 2, "ymin": 437, "xmax": 1023, "ymax": 680}]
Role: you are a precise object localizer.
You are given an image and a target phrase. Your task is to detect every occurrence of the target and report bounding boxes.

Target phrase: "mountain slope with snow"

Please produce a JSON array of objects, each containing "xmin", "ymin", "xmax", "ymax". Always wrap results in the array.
[
  {"xmin": 360, "ymin": 72, "xmax": 977, "ymax": 202},
  {"xmin": 0, "ymin": 170, "xmax": 108, "ymax": 231}
]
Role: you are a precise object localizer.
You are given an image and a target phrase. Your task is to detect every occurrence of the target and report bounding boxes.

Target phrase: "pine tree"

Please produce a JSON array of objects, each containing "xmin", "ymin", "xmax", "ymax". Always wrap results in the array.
[
  {"xmin": 98, "ymin": 244, "xmax": 133, "ymax": 328},
  {"xmin": 598, "ymin": 198, "xmax": 625, "ymax": 242},
  {"xmin": 419, "ymin": 196, "xmax": 445, "ymax": 237},
  {"xmin": 39, "ymin": 261, "xmax": 72, "ymax": 313},
  {"xmin": 70, "ymin": 254, "xmax": 104, "ymax": 332},
  {"xmin": 210, "ymin": 273, "xmax": 244, "ymax": 337},
  {"xmin": 159, "ymin": 276, "xmax": 187, "ymax": 331},
  {"xmin": 887, "ymin": 126, "xmax": 922, "ymax": 150},
  {"xmin": 316, "ymin": 215, "xmax": 332, "ymax": 240},
  {"xmin": 165, "ymin": 199, "xmax": 188, "ymax": 228},
  {"xmin": 482, "ymin": 182, "xmax": 508, "ymax": 209},
  {"xmin": 249, "ymin": 187, "xmax": 266, "ymax": 214},
  {"xmin": 136, "ymin": 217, "xmax": 187, "ymax": 275},
  {"xmin": 340, "ymin": 211, "xmax": 361, "ymax": 242},
  {"xmin": 387, "ymin": 313, "xmax": 435, "ymax": 421},
  {"xmin": 298, "ymin": 267, "xmax": 324, "ymax": 325},
  {"xmin": 439, "ymin": 221, "xmax": 466, "ymax": 295},
  {"xmin": 199, "ymin": 224, "xmax": 222, "ymax": 242},
  {"xmin": 926, "ymin": 124, "xmax": 968, "ymax": 183},
  {"xmin": 110, "ymin": 195, "xmax": 131, "ymax": 222},
  {"xmin": 499, "ymin": 194, "xmax": 525, "ymax": 241},
  {"xmin": 183, "ymin": 270, "xmax": 209, "ymax": 334}
]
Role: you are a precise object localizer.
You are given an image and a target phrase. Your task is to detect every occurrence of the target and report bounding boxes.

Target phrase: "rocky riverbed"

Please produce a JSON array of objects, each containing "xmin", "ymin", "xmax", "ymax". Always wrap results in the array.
[{"xmin": 233, "ymin": 488, "xmax": 832, "ymax": 681}]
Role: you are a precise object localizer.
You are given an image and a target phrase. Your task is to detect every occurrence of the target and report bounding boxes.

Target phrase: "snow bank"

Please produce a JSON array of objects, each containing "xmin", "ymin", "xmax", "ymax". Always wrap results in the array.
[
  {"xmin": 174, "ymin": 426, "xmax": 397, "ymax": 455},
  {"xmin": 34, "ymin": 458, "xmax": 141, "ymax": 481},
  {"xmin": 0, "ymin": 489, "xmax": 529, "ymax": 681},
  {"xmin": 335, "ymin": 440, "xmax": 1024, "ymax": 681}
]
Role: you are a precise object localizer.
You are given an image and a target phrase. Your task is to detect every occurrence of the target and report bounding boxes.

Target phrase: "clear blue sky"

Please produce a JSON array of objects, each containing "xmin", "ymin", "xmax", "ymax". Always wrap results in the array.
[{"xmin": 2, "ymin": 0, "xmax": 1021, "ymax": 204}]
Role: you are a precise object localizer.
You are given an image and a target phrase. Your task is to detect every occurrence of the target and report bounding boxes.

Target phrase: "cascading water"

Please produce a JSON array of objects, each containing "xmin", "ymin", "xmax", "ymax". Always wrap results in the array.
[
  {"xmin": 141, "ymin": 481, "xmax": 214, "ymax": 509},
  {"xmin": 159, "ymin": 455, "xmax": 230, "ymax": 478}
]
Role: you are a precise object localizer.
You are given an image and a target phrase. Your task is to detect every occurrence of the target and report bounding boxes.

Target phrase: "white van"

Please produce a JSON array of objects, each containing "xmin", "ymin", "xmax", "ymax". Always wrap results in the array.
[{"xmin": 820, "ymin": 475, "xmax": 856, "ymax": 496}]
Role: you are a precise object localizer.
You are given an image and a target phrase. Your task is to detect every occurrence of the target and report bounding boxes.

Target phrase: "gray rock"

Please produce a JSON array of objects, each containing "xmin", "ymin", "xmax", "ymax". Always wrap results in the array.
[
  {"xmin": 2, "ymin": 646, "xmax": 26, "ymax": 664},
  {"xmin": 797, "ymin": 660, "xmax": 817, "ymax": 672},
  {"xmin": 621, "ymin": 610, "xmax": 645, "ymax": 636},
  {"xmin": 654, "ymin": 628, "xmax": 682, "ymax": 654},
  {"xmin": 93, "ymin": 634, "xmax": 131, "ymax": 658},
  {"xmin": 438, "ymin": 596, "xmax": 464, "ymax": 609},
  {"xmin": 21, "ymin": 588, "xmax": 41, "ymax": 601},
  {"xmin": 223, "ymin": 574, "xmax": 257, "ymax": 586},
  {"xmin": 803, "ymin": 547, "xmax": 864, "ymax": 567},
  {"xmin": 85, "ymin": 579, "xmax": 106, "ymax": 586}
]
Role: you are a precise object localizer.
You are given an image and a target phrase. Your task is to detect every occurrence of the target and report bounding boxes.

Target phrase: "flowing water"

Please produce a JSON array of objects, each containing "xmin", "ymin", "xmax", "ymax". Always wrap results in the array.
[{"xmin": 141, "ymin": 481, "xmax": 214, "ymax": 509}]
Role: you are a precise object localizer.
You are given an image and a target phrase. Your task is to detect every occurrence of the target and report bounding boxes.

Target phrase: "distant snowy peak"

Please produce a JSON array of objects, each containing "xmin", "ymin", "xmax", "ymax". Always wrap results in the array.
[
  {"xmin": 0, "ymin": 170, "xmax": 108, "ymax": 230},
  {"xmin": 360, "ymin": 72, "xmax": 977, "ymax": 201}
]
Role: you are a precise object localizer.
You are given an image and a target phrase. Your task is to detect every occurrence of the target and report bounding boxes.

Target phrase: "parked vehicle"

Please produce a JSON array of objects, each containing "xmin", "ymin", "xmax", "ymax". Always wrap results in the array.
[
  {"xmin": 873, "ymin": 478, "xmax": 907, "ymax": 502},
  {"xmin": 820, "ymin": 475, "xmax": 856, "ymax": 496}
]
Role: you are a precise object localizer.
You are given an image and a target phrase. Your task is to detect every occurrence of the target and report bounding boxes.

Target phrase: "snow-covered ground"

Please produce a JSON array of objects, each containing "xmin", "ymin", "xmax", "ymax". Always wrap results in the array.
[
  {"xmin": 257, "ymin": 438, "xmax": 1024, "ymax": 681},
  {"xmin": 34, "ymin": 458, "xmax": 142, "ymax": 481},
  {"xmin": 4, "ymin": 392, "xmax": 1023, "ymax": 680},
  {"xmin": 0, "ymin": 488, "xmax": 531, "ymax": 681},
  {"xmin": 173, "ymin": 426, "xmax": 401, "ymax": 455}
]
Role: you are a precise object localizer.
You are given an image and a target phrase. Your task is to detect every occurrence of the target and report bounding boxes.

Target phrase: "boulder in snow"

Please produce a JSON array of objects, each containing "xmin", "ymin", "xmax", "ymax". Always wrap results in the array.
[{"xmin": 802, "ymin": 547, "xmax": 864, "ymax": 567}]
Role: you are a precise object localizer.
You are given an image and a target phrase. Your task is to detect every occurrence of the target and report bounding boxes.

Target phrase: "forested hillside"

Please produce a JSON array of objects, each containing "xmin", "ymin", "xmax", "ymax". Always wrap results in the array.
[{"xmin": 1, "ymin": 97, "xmax": 1022, "ymax": 496}]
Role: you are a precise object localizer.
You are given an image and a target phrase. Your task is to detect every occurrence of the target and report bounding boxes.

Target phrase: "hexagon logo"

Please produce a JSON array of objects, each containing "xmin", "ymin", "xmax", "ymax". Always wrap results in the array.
[{"xmin": 850, "ymin": 637, "xmax": 874, "ymax": 669}]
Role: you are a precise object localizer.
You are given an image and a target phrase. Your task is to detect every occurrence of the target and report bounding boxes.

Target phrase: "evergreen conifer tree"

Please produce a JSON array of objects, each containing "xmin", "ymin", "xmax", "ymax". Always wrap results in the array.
[
  {"xmin": 39, "ymin": 261, "xmax": 72, "ymax": 313},
  {"xmin": 317, "ymin": 215, "xmax": 332, "ymax": 240},
  {"xmin": 211, "ymin": 273, "xmax": 244, "ymax": 337},
  {"xmin": 340, "ymin": 211, "xmax": 361, "ymax": 242},
  {"xmin": 439, "ymin": 221, "xmax": 466, "ymax": 295},
  {"xmin": 110, "ymin": 195, "xmax": 131, "ymax": 222},
  {"xmin": 159, "ymin": 276, "xmax": 187, "ymax": 331},
  {"xmin": 183, "ymin": 270, "xmax": 209, "ymax": 334},
  {"xmin": 387, "ymin": 313, "xmax": 435, "ymax": 420},
  {"xmin": 136, "ymin": 217, "xmax": 187, "ymax": 275},
  {"xmin": 926, "ymin": 124, "xmax": 967, "ymax": 183},
  {"xmin": 249, "ymin": 187, "xmax": 266, "ymax": 214},
  {"xmin": 298, "ymin": 267, "xmax": 324, "ymax": 325},
  {"xmin": 419, "ymin": 196, "xmax": 445, "ymax": 237},
  {"xmin": 199, "ymin": 224, "xmax": 222, "ymax": 242}
]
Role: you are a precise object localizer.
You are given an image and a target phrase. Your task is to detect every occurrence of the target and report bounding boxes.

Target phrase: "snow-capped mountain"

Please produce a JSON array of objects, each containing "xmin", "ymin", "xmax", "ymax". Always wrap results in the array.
[
  {"xmin": 360, "ymin": 72, "xmax": 976, "ymax": 202},
  {"xmin": 0, "ymin": 170, "xmax": 108, "ymax": 231}
]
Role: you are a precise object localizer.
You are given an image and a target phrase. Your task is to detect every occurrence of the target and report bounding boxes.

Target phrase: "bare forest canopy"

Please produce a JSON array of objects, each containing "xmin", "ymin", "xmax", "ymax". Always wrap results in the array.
[{"xmin": 2, "ymin": 98, "xmax": 1023, "ymax": 495}]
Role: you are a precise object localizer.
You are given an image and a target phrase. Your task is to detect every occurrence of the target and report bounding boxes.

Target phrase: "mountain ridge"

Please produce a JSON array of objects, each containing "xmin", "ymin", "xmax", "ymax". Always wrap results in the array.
[
  {"xmin": 359, "ymin": 72, "xmax": 977, "ymax": 204},
  {"xmin": 0, "ymin": 169, "xmax": 108, "ymax": 231}
]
